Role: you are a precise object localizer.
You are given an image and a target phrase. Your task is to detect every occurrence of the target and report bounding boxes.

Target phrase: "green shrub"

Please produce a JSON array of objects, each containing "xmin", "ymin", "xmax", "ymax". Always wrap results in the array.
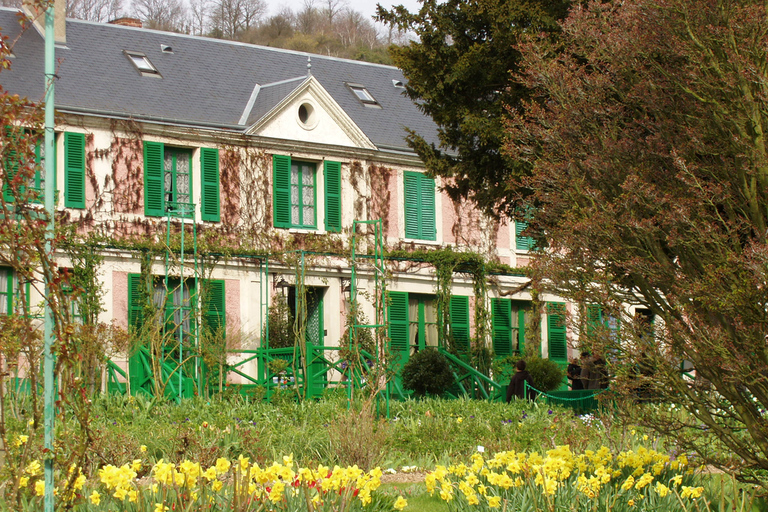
[
  {"xmin": 401, "ymin": 348, "xmax": 455, "ymax": 397},
  {"xmin": 526, "ymin": 356, "xmax": 565, "ymax": 392}
]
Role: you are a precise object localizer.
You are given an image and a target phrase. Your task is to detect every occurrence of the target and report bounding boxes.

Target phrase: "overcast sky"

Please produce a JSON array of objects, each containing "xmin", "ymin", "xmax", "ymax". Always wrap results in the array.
[{"xmin": 269, "ymin": 0, "xmax": 423, "ymax": 24}]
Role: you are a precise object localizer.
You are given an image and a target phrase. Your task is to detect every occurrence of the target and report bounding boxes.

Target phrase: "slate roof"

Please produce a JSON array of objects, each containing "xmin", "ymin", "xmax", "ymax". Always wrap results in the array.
[{"xmin": 0, "ymin": 8, "xmax": 439, "ymax": 152}]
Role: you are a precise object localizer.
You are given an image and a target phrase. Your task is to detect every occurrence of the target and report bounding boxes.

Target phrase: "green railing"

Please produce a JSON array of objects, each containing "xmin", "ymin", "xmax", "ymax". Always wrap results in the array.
[{"xmin": 439, "ymin": 349, "xmax": 505, "ymax": 401}]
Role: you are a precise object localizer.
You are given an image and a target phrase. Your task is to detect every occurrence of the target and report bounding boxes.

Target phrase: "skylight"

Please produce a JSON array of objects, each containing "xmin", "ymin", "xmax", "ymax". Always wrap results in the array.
[
  {"xmin": 124, "ymin": 51, "xmax": 161, "ymax": 77},
  {"xmin": 347, "ymin": 83, "xmax": 380, "ymax": 108}
]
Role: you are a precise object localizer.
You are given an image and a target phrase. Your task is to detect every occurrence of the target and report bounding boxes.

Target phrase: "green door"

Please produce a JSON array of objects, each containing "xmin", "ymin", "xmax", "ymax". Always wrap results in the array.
[{"xmin": 305, "ymin": 287, "xmax": 326, "ymax": 398}]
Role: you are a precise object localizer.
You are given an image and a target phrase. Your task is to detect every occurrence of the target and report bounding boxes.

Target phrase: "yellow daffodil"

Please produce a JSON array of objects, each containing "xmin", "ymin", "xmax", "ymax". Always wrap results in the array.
[
  {"xmin": 394, "ymin": 495, "xmax": 408, "ymax": 510},
  {"xmin": 681, "ymin": 486, "xmax": 703, "ymax": 499}
]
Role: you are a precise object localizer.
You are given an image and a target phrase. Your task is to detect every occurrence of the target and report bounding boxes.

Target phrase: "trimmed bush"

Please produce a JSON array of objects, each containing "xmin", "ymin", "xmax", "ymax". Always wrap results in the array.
[
  {"xmin": 526, "ymin": 356, "xmax": 565, "ymax": 392},
  {"xmin": 401, "ymin": 348, "xmax": 455, "ymax": 397}
]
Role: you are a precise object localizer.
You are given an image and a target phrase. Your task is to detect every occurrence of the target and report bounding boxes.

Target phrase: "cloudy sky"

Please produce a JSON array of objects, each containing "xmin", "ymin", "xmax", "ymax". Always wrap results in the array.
[{"xmin": 269, "ymin": 0, "xmax": 423, "ymax": 23}]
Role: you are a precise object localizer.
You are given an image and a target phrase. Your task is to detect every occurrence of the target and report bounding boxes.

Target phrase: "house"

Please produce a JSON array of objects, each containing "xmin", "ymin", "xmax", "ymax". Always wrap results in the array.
[{"xmin": 0, "ymin": 6, "xmax": 620, "ymax": 399}]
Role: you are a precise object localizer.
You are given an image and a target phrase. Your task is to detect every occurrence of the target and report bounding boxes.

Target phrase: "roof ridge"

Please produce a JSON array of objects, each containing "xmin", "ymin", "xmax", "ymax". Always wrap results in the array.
[
  {"xmin": 260, "ymin": 76, "xmax": 306, "ymax": 89},
  {"xmin": 0, "ymin": 5, "xmax": 402, "ymax": 71}
]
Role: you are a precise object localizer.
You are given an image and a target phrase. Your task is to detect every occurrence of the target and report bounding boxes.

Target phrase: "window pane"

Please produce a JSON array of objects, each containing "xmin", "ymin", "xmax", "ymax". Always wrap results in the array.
[
  {"xmin": 164, "ymin": 152, "xmax": 173, "ymax": 202},
  {"xmin": 425, "ymin": 323, "xmax": 438, "ymax": 347},
  {"xmin": 176, "ymin": 153, "xmax": 190, "ymax": 204},
  {"xmin": 302, "ymin": 168, "xmax": 313, "ymax": 186},
  {"xmin": 291, "ymin": 185, "xmax": 300, "ymax": 224},
  {"xmin": 303, "ymin": 205, "xmax": 314, "ymax": 225},
  {"xmin": 302, "ymin": 186, "xmax": 313, "ymax": 207},
  {"xmin": 0, "ymin": 269, "xmax": 8, "ymax": 314},
  {"xmin": 291, "ymin": 166, "xmax": 299, "ymax": 185}
]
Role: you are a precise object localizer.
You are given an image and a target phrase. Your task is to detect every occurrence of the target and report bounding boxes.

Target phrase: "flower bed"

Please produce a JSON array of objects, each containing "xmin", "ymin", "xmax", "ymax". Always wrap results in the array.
[
  {"xmin": 425, "ymin": 446, "xmax": 704, "ymax": 511},
  {"xmin": 9, "ymin": 453, "xmax": 404, "ymax": 512}
]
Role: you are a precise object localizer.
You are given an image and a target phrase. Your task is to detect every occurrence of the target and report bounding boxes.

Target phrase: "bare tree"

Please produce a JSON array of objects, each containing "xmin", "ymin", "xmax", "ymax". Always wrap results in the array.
[
  {"xmin": 188, "ymin": 0, "xmax": 209, "ymax": 35},
  {"xmin": 132, "ymin": 0, "xmax": 187, "ymax": 32},
  {"xmin": 295, "ymin": 0, "xmax": 318, "ymax": 34},
  {"xmin": 336, "ymin": 9, "xmax": 378, "ymax": 49},
  {"xmin": 210, "ymin": 0, "xmax": 266, "ymax": 39},
  {"xmin": 251, "ymin": 7, "xmax": 294, "ymax": 43},
  {"xmin": 320, "ymin": 0, "xmax": 346, "ymax": 27},
  {"xmin": 67, "ymin": 0, "xmax": 122, "ymax": 22}
]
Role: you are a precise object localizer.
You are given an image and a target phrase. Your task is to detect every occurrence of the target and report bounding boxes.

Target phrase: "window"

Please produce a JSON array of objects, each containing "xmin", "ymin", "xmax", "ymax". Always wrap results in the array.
[
  {"xmin": 127, "ymin": 275, "xmax": 225, "ymax": 398},
  {"xmin": 0, "ymin": 267, "xmax": 13, "ymax": 315},
  {"xmin": 403, "ymin": 171, "xmax": 436, "ymax": 241},
  {"xmin": 128, "ymin": 274, "xmax": 225, "ymax": 339},
  {"xmin": 407, "ymin": 294, "xmax": 438, "ymax": 355},
  {"xmin": 154, "ymin": 278, "xmax": 195, "ymax": 349},
  {"xmin": 143, "ymin": 141, "xmax": 220, "ymax": 221},
  {"xmin": 163, "ymin": 147, "xmax": 192, "ymax": 218},
  {"xmin": 124, "ymin": 51, "xmax": 161, "ymax": 77},
  {"xmin": 60, "ymin": 269, "xmax": 83, "ymax": 324},
  {"xmin": 586, "ymin": 304, "xmax": 620, "ymax": 341},
  {"xmin": 347, "ymin": 83, "xmax": 380, "ymax": 107},
  {"xmin": 272, "ymin": 155, "xmax": 341, "ymax": 232},
  {"xmin": 389, "ymin": 291, "xmax": 468, "ymax": 356},
  {"xmin": 388, "ymin": 291, "xmax": 470, "ymax": 388},
  {"xmin": 515, "ymin": 221, "xmax": 533, "ymax": 252},
  {"xmin": 492, "ymin": 299, "xmax": 531, "ymax": 357},
  {"xmin": 0, "ymin": 267, "xmax": 30, "ymax": 316}
]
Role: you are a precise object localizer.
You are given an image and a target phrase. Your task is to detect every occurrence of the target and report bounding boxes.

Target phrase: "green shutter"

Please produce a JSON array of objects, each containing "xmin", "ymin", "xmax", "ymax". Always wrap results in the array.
[
  {"xmin": 492, "ymin": 298, "xmax": 513, "ymax": 357},
  {"xmin": 420, "ymin": 174, "xmax": 436, "ymax": 240},
  {"xmin": 388, "ymin": 291, "xmax": 410, "ymax": 368},
  {"xmin": 324, "ymin": 160, "xmax": 341, "ymax": 232},
  {"xmin": 450, "ymin": 295, "xmax": 470, "ymax": 353},
  {"xmin": 3, "ymin": 128, "xmax": 19, "ymax": 203},
  {"xmin": 64, "ymin": 132, "xmax": 86, "ymax": 208},
  {"xmin": 203, "ymin": 279, "xmax": 226, "ymax": 337},
  {"xmin": 517, "ymin": 307, "xmax": 526, "ymax": 354},
  {"xmin": 547, "ymin": 302, "xmax": 568, "ymax": 362},
  {"xmin": 273, "ymin": 154, "xmax": 291, "ymax": 228},
  {"xmin": 516, "ymin": 221, "xmax": 533, "ymax": 251},
  {"xmin": 403, "ymin": 172, "xmax": 420, "ymax": 239},
  {"xmin": 200, "ymin": 148, "xmax": 220, "ymax": 222},
  {"xmin": 128, "ymin": 273, "xmax": 144, "ymax": 331},
  {"xmin": 143, "ymin": 141, "xmax": 164, "ymax": 217}
]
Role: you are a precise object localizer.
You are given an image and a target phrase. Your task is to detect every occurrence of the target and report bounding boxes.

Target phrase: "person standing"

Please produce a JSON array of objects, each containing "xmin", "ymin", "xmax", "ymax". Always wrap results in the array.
[
  {"xmin": 567, "ymin": 357, "xmax": 583, "ymax": 390},
  {"xmin": 506, "ymin": 360, "xmax": 536, "ymax": 402},
  {"xmin": 580, "ymin": 352, "xmax": 597, "ymax": 390}
]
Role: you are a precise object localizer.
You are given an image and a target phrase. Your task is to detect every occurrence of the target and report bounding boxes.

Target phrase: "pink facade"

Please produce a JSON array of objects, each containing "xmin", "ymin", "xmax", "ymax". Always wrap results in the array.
[{"xmin": 112, "ymin": 271, "xmax": 128, "ymax": 329}]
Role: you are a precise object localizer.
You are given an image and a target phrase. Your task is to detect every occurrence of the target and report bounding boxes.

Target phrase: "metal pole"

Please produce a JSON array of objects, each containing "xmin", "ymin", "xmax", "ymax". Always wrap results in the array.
[
  {"xmin": 179, "ymin": 213, "xmax": 184, "ymax": 401},
  {"xmin": 43, "ymin": 4, "xmax": 56, "ymax": 511}
]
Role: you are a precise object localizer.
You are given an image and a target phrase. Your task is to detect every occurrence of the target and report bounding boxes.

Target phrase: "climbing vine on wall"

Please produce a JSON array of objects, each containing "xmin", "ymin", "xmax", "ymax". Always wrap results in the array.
[{"xmin": 367, "ymin": 164, "xmax": 392, "ymax": 237}]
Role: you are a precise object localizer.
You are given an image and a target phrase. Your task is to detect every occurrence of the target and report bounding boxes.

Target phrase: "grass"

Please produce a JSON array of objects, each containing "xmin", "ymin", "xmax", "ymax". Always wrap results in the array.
[{"xmin": 380, "ymin": 483, "xmax": 447, "ymax": 512}]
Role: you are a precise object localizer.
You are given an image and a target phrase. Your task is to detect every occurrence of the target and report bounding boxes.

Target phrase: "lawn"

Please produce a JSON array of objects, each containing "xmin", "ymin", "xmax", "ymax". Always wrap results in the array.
[{"xmin": 0, "ymin": 392, "xmax": 764, "ymax": 511}]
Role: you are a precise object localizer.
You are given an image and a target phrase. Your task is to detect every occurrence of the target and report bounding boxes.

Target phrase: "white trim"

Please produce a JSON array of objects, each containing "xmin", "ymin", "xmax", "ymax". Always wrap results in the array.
[{"xmin": 247, "ymin": 76, "xmax": 376, "ymax": 150}]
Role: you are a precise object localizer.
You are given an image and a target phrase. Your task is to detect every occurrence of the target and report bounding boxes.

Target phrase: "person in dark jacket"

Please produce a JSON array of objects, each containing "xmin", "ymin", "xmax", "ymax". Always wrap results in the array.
[
  {"xmin": 567, "ymin": 357, "xmax": 583, "ymax": 390},
  {"xmin": 506, "ymin": 360, "xmax": 536, "ymax": 402}
]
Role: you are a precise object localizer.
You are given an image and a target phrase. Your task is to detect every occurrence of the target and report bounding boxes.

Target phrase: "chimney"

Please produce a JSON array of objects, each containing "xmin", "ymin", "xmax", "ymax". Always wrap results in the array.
[
  {"xmin": 108, "ymin": 17, "xmax": 143, "ymax": 28},
  {"xmin": 22, "ymin": 0, "xmax": 66, "ymax": 45}
]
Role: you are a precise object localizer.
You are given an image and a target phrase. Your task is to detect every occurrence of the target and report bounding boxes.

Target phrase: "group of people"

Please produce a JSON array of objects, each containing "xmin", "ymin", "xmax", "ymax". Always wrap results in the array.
[
  {"xmin": 567, "ymin": 352, "xmax": 609, "ymax": 390},
  {"xmin": 505, "ymin": 352, "xmax": 610, "ymax": 403}
]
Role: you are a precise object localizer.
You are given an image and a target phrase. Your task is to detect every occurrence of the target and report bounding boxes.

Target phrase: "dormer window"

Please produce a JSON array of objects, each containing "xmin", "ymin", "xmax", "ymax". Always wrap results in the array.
[
  {"xmin": 124, "ymin": 50, "xmax": 161, "ymax": 77},
  {"xmin": 347, "ymin": 83, "xmax": 381, "ymax": 108}
]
